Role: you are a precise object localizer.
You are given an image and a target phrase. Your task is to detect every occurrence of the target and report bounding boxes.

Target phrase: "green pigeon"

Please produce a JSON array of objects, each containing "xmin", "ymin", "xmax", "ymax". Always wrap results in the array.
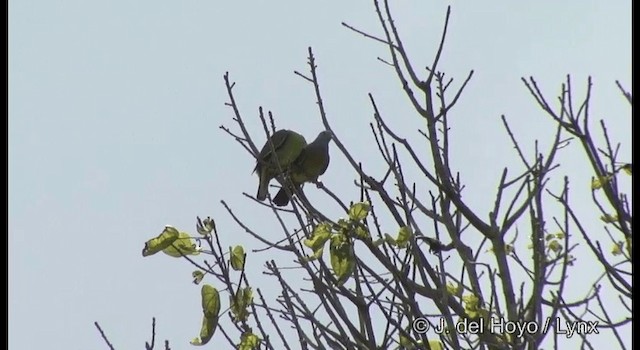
[
  {"xmin": 254, "ymin": 129, "xmax": 307, "ymax": 201},
  {"xmin": 273, "ymin": 130, "xmax": 332, "ymax": 206}
]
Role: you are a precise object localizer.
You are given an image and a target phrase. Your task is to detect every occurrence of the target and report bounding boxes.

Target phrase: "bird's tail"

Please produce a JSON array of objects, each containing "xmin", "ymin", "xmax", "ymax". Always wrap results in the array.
[
  {"xmin": 273, "ymin": 187, "xmax": 291, "ymax": 206},
  {"xmin": 273, "ymin": 184, "xmax": 301, "ymax": 207},
  {"xmin": 256, "ymin": 175, "xmax": 269, "ymax": 201}
]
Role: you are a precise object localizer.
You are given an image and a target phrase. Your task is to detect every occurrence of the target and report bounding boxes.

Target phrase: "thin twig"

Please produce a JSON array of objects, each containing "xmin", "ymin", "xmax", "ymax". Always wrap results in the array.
[{"xmin": 94, "ymin": 322, "xmax": 116, "ymax": 350}]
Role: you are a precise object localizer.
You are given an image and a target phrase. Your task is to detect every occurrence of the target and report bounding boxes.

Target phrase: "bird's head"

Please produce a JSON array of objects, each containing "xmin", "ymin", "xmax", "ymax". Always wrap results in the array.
[{"xmin": 317, "ymin": 130, "xmax": 333, "ymax": 144}]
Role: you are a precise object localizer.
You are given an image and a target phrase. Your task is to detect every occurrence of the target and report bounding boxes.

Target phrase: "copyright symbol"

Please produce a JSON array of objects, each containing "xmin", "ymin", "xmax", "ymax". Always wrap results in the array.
[{"xmin": 412, "ymin": 317, "xmax": 430, "ymax": 333}]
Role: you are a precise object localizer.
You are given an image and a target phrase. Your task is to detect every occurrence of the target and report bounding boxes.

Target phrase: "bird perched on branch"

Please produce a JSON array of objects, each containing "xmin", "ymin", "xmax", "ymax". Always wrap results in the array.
[
  {"xmin": 254, "ymin": 129, "xmax": 307, "ymax": 201},
  {"xmin": 273, "ymin": 130, "xmax": 332, "ymax": 206}
]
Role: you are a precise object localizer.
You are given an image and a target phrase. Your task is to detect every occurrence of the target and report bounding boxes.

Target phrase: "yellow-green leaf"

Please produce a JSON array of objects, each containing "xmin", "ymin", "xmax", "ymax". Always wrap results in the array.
[
  {"xmin": 396, "ymin": 226, "xmax": 412, "ymax": 248},
  {"xmin": 372, "ymin": 237, "xmax": 385, "ymax": 246},
  {"xmin": 242, "ymin": 287, "xmax": 253, "ymax": 304},
  {"xmin": 142, "ymin": 226, "xmax": 180, "ymax": 257},
  {"xmin": 384, "ymin": 233, "xmax": 397, "ymax": 246},
  {"xmin": 303, "ymin": 223, "xmax": 332, "ymax": 261},
  {"xmin": 621, "ymin": 163, "xmax": 632, "ymax": 175},
  {"xmin": 600, "ymin": 214, "xmax": 619, "ymax": 224},
  {"xmin": 548, "ymin": 239, "xmax": 562, "ymax": 252},
  {"xmin": 202, "ymin": 284, "xmax": 221, "ymax": 318},
  {"xmin": 353, "ymin": 225, "xmax": 371, "ymax": 240},
  {"xmin": 300, "ymin": 247, "xmax": 325, "ymax": 263},
  {"xmin": 330, "ymin": 233, "xmax": 355, "ymax": 286},
  {"xmin": 163, "ymin": 232, "xmax": 200, "ymax": 257},
  {"xmin": 230, "ymin": 245, "xmax": 246, "ymax": 271},
  {"xmin": 611, "ymin": 241, "xmax": 624, "ymax": 256},
  {"xmin": 196, "ymin": 216, "xmax": 216, "ymax": 236},
  {"xmin": 230, "ymin": 287, "xmax": 253, "ymax": 323},
  {"xmin": 190, "ymin": 285, "xmax": 221, "ymax": 346},
  {"xmin": 337, "ymin": 218, "xmax": 350, "ymax": 229},
  {"xmin": 192, "ymin": 270, "xmax": 205, "ymax": 285},
  {"xmin": 237, "ymin": 331, "xmax": 261, "ymax": 350},
  {"xmin": 462, "ymin": 294, "xmax": 479, "ymax": 305},
  {"xmin": 462, "ymin": 294, "xmax": 480, "ymax": 318},
  {"xmin": 428, "ymin": 340, "xmax": 444, "ymax": 350},
  {"xmin": 384, "ymin": 227, "xmax": 412, "ymax": 248},
  {"xmin": 591, "ymin": 175, "xmax": 612, "ymax": 190},
  {"xmin": 348, "ymin": 201, "xmax": 370, "ymax": 222},
  {"xmin": 190, "ymin": 315, "xmax": 215, "ymax": 346},
  {"xmin": 399, "ymin": 332, "xmax": 423, "ymax": 349},
  {"xmin": 446, "ymin": 282, "xmax": 463, "ymax": 297}
]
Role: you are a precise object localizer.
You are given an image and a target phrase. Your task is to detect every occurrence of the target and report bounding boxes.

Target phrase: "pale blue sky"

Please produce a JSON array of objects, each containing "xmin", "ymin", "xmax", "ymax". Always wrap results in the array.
[{"xmin": 9, "ymin": 1, "xmax": 631, "ymax": 349}]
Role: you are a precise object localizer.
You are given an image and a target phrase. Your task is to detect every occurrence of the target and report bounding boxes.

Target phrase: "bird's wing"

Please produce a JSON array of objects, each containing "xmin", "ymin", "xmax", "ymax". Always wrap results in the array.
[{"xmin": 254, "ymin": 129, "xmax": 290, "ymax": 173}]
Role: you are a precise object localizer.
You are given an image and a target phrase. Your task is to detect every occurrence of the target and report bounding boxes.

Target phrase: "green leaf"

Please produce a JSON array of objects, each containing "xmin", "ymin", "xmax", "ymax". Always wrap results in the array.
[
  {"xmin": 330, "ymin": 233, "xmax": 355, "ymax": 286},
  {"xmin": 353, "ymin": 225, "xmax": 370, "ymax": 240},
  {"xmin": 621, "ymin": 163, "xmax": 632, "ymax": 175},
  {"xmin": 230, "ymin": 287, "xmax": 253, "ymax": 323},
  {"xmin": 163, "ymin": 232, "xmax": 200, "ymax": 258},
  {"xmin": 383, "ymin": 226, "xmax": 412, "ymax": 248},
  {"xmin": 396, "ymin": 226, "xmax": 412, "ymax": 248},
  {"xmin": 446, "ymin": 282, "xmax": 463, "ymax": 297},
  {"xmin": 591, "ymin": 175, "xmax": 612, "ymax": 190},
  {"xmin": 190, "ymin": 284, "xmax": 221, "ymax": 346},
  {"xmin": 237, "ymin": 331, "xmax": 261, "ymax": 350},
  {"xmin": 201, "ymin": 284, "xmax": 221, "ymax": 318},
  {"xmin": 301, "ymin": 247, "xmax": 325, "ymax": 263},
  {"xmin": 334, "ymin": 219, "xmax": 349, "ymax": 231},
  {"xmin": 303, "ymin": 223, "xmax": 332, "ymax": 261},
  {"xmin": 399, "ymin": 332, "xmax": 419, "ymax": 349},
  {"xmin": 192, "ymin": 270, "xmax": 205, "ymax": 285},
  {"xmin": 304, "ymin": 223, "xmax": 332, "ymax": 250},
  {"xmin": 142, "ymin": 226, "xmax": 180, "ymax": 257},
  {"xmin": 196, "ymin": 216, "xmax": 216, "ymax": 236},
  {"xmin": 372, "ymin": 237, "xmax": 385, "ymax": 246},
  {"xmin": 548, "ymin": 240, "xmax": 562, "ymax": 252},
  {"xmin": 230, "ymin": 245, "xmax": 246, "ymax": 271},
  {"xmin": 462, "ymin": 294, "xmax": 480, "ymax": 318},
  {"xmin": 611, "ymin": 241, "xmax": 623, "ymax": 256},
  {"xmin": 428, "ymin": 340, "xmax": 444, "ymax": 350},
  {"xmin": 190, "ymin": 315, "xmax": 215, "ymax": 346},
  {"xmin": 348, "ymin": 201, "xmax": 370, "ymax": 222},
  {"xmin": 600, "ymin": 213, "xmax": 619, "ymax": 224},
  {"xmin": 383, "ymin": 233, "xmax": 397, "ymax": 246}
]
